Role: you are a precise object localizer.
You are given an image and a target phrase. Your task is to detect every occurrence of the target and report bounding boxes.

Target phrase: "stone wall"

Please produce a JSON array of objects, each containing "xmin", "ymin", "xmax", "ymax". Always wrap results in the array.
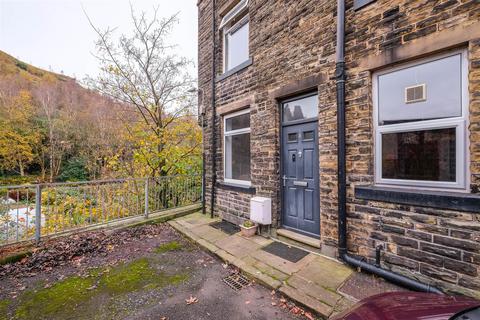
[
  {"xmin": 198, "ymin": 0, "xmax": 480, "ymax": 297},
  {"xmin": 343, "ymin": 0, "xmax": 480, "ymax": 297}
]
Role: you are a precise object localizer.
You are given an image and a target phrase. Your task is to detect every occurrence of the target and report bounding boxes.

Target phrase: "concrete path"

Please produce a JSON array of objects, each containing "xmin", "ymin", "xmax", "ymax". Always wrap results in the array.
[{"xmin": 169, "ymin": 212, "xmax": 358, "ymax": 319}]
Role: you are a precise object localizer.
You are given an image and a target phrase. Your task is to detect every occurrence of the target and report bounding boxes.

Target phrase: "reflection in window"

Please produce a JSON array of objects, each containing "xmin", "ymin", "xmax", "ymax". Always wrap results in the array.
[
  {"xmin": 303, "ymin": 131, "xmax": 314, "ymax": 140},
  {"xmin": 382, "ymin": 128, "xmax": 456, "ymax": 182},
  {"xmin": 226, "ymin": 112, "xmax": 250, "ymax": 131},
  {"xmin": 282, "ymin": 95, "xmax": 318, "ymax": 122},
  {"xmin": 224, "ymin": 110, "xmax": 251, "ymax": 184},
  {"xmin": 225, "ymin": 134, "xmax": 251, "ymax": 181},
  {"xmin": 225, "ymin": 20, "xmax": 249, "ymax": 71},
  {"xmin": 374, "ymin": 50, "xmax": 467, "ymax": 189},
  {"xmin": 288, "ymin": 133, "xmax": 297, "ymax": 142}
]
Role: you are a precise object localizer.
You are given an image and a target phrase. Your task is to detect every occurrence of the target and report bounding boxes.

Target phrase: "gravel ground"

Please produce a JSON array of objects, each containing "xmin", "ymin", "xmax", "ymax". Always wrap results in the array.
[{"xmin": 0, "ymin": 224, "xmax": 317, "ymax": 320}]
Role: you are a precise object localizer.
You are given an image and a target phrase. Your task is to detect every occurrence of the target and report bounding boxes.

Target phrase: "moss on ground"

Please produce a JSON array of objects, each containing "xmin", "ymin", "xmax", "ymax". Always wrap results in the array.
[
  {"xmin": 15, "ymin": 276, "xmax": 95, "ymax": 319},
  {"xmin": 0, "ymin": 299, "xmax": 11, "ymax": 320},
  {"xmin": 8, "ymin": 258, "xmax": 189, "ymax": 320},
  {"xmin": 99, "ymin": 258, "xmax": 188, "ymax": 294},
  {"xmin": 154, "ymin": 241, "xmax": 183, "ymax": 254},
  {"xmin": 0, "ymin": 251, "xmax": 32, "ymax": 266}
]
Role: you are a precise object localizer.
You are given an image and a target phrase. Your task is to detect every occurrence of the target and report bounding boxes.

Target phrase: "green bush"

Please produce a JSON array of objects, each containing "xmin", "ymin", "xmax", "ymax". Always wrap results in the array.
[
  {"xmin": 15, "ymin": 61, "xmax": 28, "ymax": 71},
  {"xmin": 57, "ymin": 158, "xmax": 89, "ymax": 182}
]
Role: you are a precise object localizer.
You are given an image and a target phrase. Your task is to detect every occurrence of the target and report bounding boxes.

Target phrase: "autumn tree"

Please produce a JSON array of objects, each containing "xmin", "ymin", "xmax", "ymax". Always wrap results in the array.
[
  {"xmin": 0, "ymin": 88, "xmax": 40, "ymax": 176},
  {"xmin": 33, "ymin": 75, "xmax": 74, "ymax": 182},
  {"xmin": 86, "ymin": 6, "xmax": 200, "ymax": 177}
]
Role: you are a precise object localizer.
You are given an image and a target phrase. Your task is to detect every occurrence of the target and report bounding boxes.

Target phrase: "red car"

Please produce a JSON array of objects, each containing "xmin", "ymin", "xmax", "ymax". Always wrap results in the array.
[{"xmin": 332, "ymin": 292, "xmax": 480, "ymax": 320}]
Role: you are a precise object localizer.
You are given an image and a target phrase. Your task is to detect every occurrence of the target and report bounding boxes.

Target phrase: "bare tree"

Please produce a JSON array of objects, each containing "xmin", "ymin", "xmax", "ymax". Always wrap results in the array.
[
  {"xmin": 33, "ymin": 78, "xmax": 73, "ymax": 182},
  {"xmin": 85, "ymin": 5, "xmax": 198, "ymax": 177}
]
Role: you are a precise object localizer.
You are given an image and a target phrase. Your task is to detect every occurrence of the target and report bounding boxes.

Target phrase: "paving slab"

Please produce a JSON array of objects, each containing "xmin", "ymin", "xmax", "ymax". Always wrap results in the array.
[
  {"xmin": 279, "ymin": 285, "xmax": 334, "ymax": 318},
  {"xmin": 169, "ymin": 213, "xmax": 381, "ymax": 319},
  {"xmin": 253, "ymin": 260, "xmax": 290, "ymax": 282},
  {"xmin": 215, "ymin": 234, "xmax": 261, "ymax": 258},
  {"xmin": 287, "ymin": 275, "xmax": 342, "ymax": 307},
  {"xmin": 192, "ymin": 224, "xmax": 229, "ymax": 242},
  {"xmin": 296, "ymin": 256, "xmax": 353, "ymax": 291}
]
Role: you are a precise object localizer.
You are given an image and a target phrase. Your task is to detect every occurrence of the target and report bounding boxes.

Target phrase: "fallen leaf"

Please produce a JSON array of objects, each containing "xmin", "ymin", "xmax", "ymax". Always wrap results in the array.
[
  {"xmin": 185, "ymin": 296, "xmax": 198, "ymax": 305},
  {"xmin": 222, "ymin": 263, "xmax": 228, "ymax": 269},
  {"xmin": 271, "ymin": 302, "xmax": 277, "ymax": 306},
  {"xmin": 290, "ymin": 306, "xmax": 301, "ymax": 314},
  {"xmin": 304, "ymin": 312, "xmax": 315, "ymax": 320}
]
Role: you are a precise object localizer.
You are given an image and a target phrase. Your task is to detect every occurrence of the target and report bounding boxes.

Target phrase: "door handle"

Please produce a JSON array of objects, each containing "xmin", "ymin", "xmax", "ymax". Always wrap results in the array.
[
  {"xmin": 282, "ymin": 175, "xmax": 295, "ymax": 186},
  {"xmin": 293, "ymin": 180, "xmax": 308, "ymax": 187}
]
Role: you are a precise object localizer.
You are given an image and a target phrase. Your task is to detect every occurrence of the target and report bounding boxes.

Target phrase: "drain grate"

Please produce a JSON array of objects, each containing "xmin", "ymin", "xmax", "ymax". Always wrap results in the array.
[{"xmin": 222, "ymin": 273, "xmax": 250, "ymax": 291}]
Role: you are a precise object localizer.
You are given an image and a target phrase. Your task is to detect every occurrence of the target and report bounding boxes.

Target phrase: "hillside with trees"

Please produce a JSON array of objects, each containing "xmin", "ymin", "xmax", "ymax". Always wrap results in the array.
[{"xmin": 0, "ymin": 46, "xmax": 201, "ymax": 185}]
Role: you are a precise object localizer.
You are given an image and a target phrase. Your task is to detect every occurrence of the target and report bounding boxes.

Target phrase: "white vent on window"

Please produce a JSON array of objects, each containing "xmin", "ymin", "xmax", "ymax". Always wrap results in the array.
[{"xmin": 405, "ymin": 84, "xmax": 426, "ymax": 104}]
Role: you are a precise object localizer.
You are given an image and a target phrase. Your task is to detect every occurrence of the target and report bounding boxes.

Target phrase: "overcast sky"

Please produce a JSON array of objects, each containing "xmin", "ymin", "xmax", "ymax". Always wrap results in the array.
[{"xmin": 0, "ymin": 0, "xmax": 197, "ymax": 79}]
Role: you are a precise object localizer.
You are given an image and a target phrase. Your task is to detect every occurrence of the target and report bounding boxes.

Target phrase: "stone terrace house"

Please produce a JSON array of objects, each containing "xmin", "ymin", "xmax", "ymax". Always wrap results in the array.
[{"xmin": 197, "ymin": 0, "xmax": 480, "ymax": 297}]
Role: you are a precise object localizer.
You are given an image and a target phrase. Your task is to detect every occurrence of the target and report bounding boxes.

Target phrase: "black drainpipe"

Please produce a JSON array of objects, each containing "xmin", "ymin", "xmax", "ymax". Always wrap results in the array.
[
  {"xmin": 335, "ymin": 0, "xmax": 442, "ymax": 294},
  {"xmin": 210, "ymin": 0, "xmax": 217, "ymax": 219}
]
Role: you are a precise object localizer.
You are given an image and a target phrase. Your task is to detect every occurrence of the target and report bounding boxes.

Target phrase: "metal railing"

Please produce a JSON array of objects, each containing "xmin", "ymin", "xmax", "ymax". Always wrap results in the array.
[{"xmin": 0, "ymin": 175, "xmax": 201, "ymax": 247}]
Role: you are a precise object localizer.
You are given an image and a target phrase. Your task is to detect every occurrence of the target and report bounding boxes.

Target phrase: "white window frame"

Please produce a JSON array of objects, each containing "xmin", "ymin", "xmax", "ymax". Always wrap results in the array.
[
  {"xmin": 223, "ymin": 109, "xmax": 251, "ymax": 186},
  {"xmin": 373, "ymin": 49, "xmax": 469, "ymax": 191},
  {"xmin": 221, "ymin": 2, "xmax": 249, "ymax": 73},
  {"xmin": 219, "ymin": 0, "xmax": 248, "ymax": 29}
]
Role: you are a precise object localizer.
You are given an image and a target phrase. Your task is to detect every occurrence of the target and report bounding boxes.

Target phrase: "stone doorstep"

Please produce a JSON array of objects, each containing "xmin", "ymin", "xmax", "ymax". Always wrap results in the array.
[
  {"xmin": 169, "ymin": 214, "xmax": 356, "ymax": 319},
  {"xmin": 277, "ymin": 228, "xmax": 321, "ymax": 249}
]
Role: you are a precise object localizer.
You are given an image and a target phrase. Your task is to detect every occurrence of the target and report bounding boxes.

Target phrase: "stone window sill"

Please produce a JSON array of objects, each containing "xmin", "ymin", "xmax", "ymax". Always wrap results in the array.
[
  {"xmin": 353, "ymin": 0, "xmax": 376, "ymax": 10},
  {"xmin": 216, "ymin": 58, "xmax": 253, "ymax": 82},
  {"xmin": 355, "ymin": 185, "xmax": 480, "ymax": 213},
  {"xmin": 217, "ymin": 181, "xmax": 256, "ymax": 194}
]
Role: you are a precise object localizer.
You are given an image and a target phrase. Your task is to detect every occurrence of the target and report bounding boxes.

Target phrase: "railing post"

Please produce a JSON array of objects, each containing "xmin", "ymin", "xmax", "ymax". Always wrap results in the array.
[
  {"xmin": 35, "ymin": 184, "xmax": 42, "ymax": 244},
  {"xmin": 144, "ymin": 177, "xmax": 149, "ymax": 218}
]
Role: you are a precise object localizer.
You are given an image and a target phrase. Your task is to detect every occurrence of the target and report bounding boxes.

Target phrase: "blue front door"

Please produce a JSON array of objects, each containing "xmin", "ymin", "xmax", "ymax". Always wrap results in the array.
[{"xmin": 281, "ymin": 96, "xmax": 320, "ymax": 236}]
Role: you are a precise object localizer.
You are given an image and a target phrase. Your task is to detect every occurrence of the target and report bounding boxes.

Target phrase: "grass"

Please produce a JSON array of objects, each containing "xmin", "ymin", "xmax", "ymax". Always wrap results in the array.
[
  {"xmin": 15, "ymin": 276, "xmax": 96, "ymax": 319},
  {"xmin": 99, "ymin": 258, "xmax": 187, "ymax": 294},
  {"xmin": 0, "ymin": 299, "xmax": 10, "ymax": 320},
  {"xmin": 154, "ymin": 241, "xmax": 183, "ymax": 254},
  {"xmin": 7, "ymin": 258, "xmax": 189, "ymax": 320}
]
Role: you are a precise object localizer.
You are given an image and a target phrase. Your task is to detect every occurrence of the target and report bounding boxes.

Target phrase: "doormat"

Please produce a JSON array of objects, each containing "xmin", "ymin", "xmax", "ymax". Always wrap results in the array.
[
  {"xmin": 261, "ymin": 242, "xmax": 309, "ymax": 263},
  {"xmin": 209, "ymin": 220, "xmax": 240, "ymax": 235}
]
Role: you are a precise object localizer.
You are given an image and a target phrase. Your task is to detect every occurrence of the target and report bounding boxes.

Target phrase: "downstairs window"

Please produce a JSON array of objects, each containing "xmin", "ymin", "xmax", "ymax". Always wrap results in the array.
[
  {"xmin": 373, "ymin": 50, "xmax": 468, "ymax": 190},
  {"xmin": 223, "ymin": 109, "xmax": 251, "ymax": 185}
]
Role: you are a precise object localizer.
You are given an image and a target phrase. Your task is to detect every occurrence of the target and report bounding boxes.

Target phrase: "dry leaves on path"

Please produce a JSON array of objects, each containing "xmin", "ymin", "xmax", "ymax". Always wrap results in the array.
[
  {"xmin": 185, "ymin": 296, "xmax": 198, "ymax": 305},
  {"xmin": 0, "ymin": 224, "xmax": 170, "ymax": 279}
]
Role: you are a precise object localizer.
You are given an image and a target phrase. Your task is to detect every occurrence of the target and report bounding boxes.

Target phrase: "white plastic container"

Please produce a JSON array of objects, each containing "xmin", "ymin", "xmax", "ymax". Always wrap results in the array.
[{"xmin": 250, "ymin": 196, "xmax": 272, "ymax": 225}]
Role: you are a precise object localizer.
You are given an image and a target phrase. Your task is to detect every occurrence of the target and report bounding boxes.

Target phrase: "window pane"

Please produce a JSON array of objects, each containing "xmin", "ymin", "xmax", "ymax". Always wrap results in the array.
[
  {"xmin": 226, "ymin": 112, "xmax": 250, "ymax": 131},
  {"xmin": 282, "ymin": 95, "xmax": 318, "ymax": 122},
  {"xmin": 288, "ymin": 133, "xmax": 297, "ymax": 142},
  {"xmin": 382, "ymin": 128, "xmax": 456, "ymax": 182},
  {"xmin": 303, "ymin": 131, "xmax": 314, "ymax": 140},
  {"xmin": 225, "ymin": 133, "xmax": 251, "ymax": 181},
  {"xmin": 378, "ymin": 54, "xmax": 462, "ymax": 125},
  {"xmin": 226, "ymin": 21, "xmax": 249, "ymax": 71}
]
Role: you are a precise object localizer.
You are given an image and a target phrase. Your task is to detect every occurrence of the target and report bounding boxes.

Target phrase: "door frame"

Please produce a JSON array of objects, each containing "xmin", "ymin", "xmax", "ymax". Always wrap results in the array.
[{"xmin": 278, "ymin": 91, "xmax": 320, "ymax": 237}]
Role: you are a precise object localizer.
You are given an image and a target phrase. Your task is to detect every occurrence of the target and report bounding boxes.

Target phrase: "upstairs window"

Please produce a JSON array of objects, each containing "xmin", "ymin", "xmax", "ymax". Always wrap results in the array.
[
  {"xmin": 220, "ymin": 0, "xmax": 249, "ymax": 72},
  {"xmin": 373, "ymin": 50, "xmax": 468, "ymax": 190},
  {"xmin": 224, "ymin": 109, "xmax": 251, "ymax": 185}
]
